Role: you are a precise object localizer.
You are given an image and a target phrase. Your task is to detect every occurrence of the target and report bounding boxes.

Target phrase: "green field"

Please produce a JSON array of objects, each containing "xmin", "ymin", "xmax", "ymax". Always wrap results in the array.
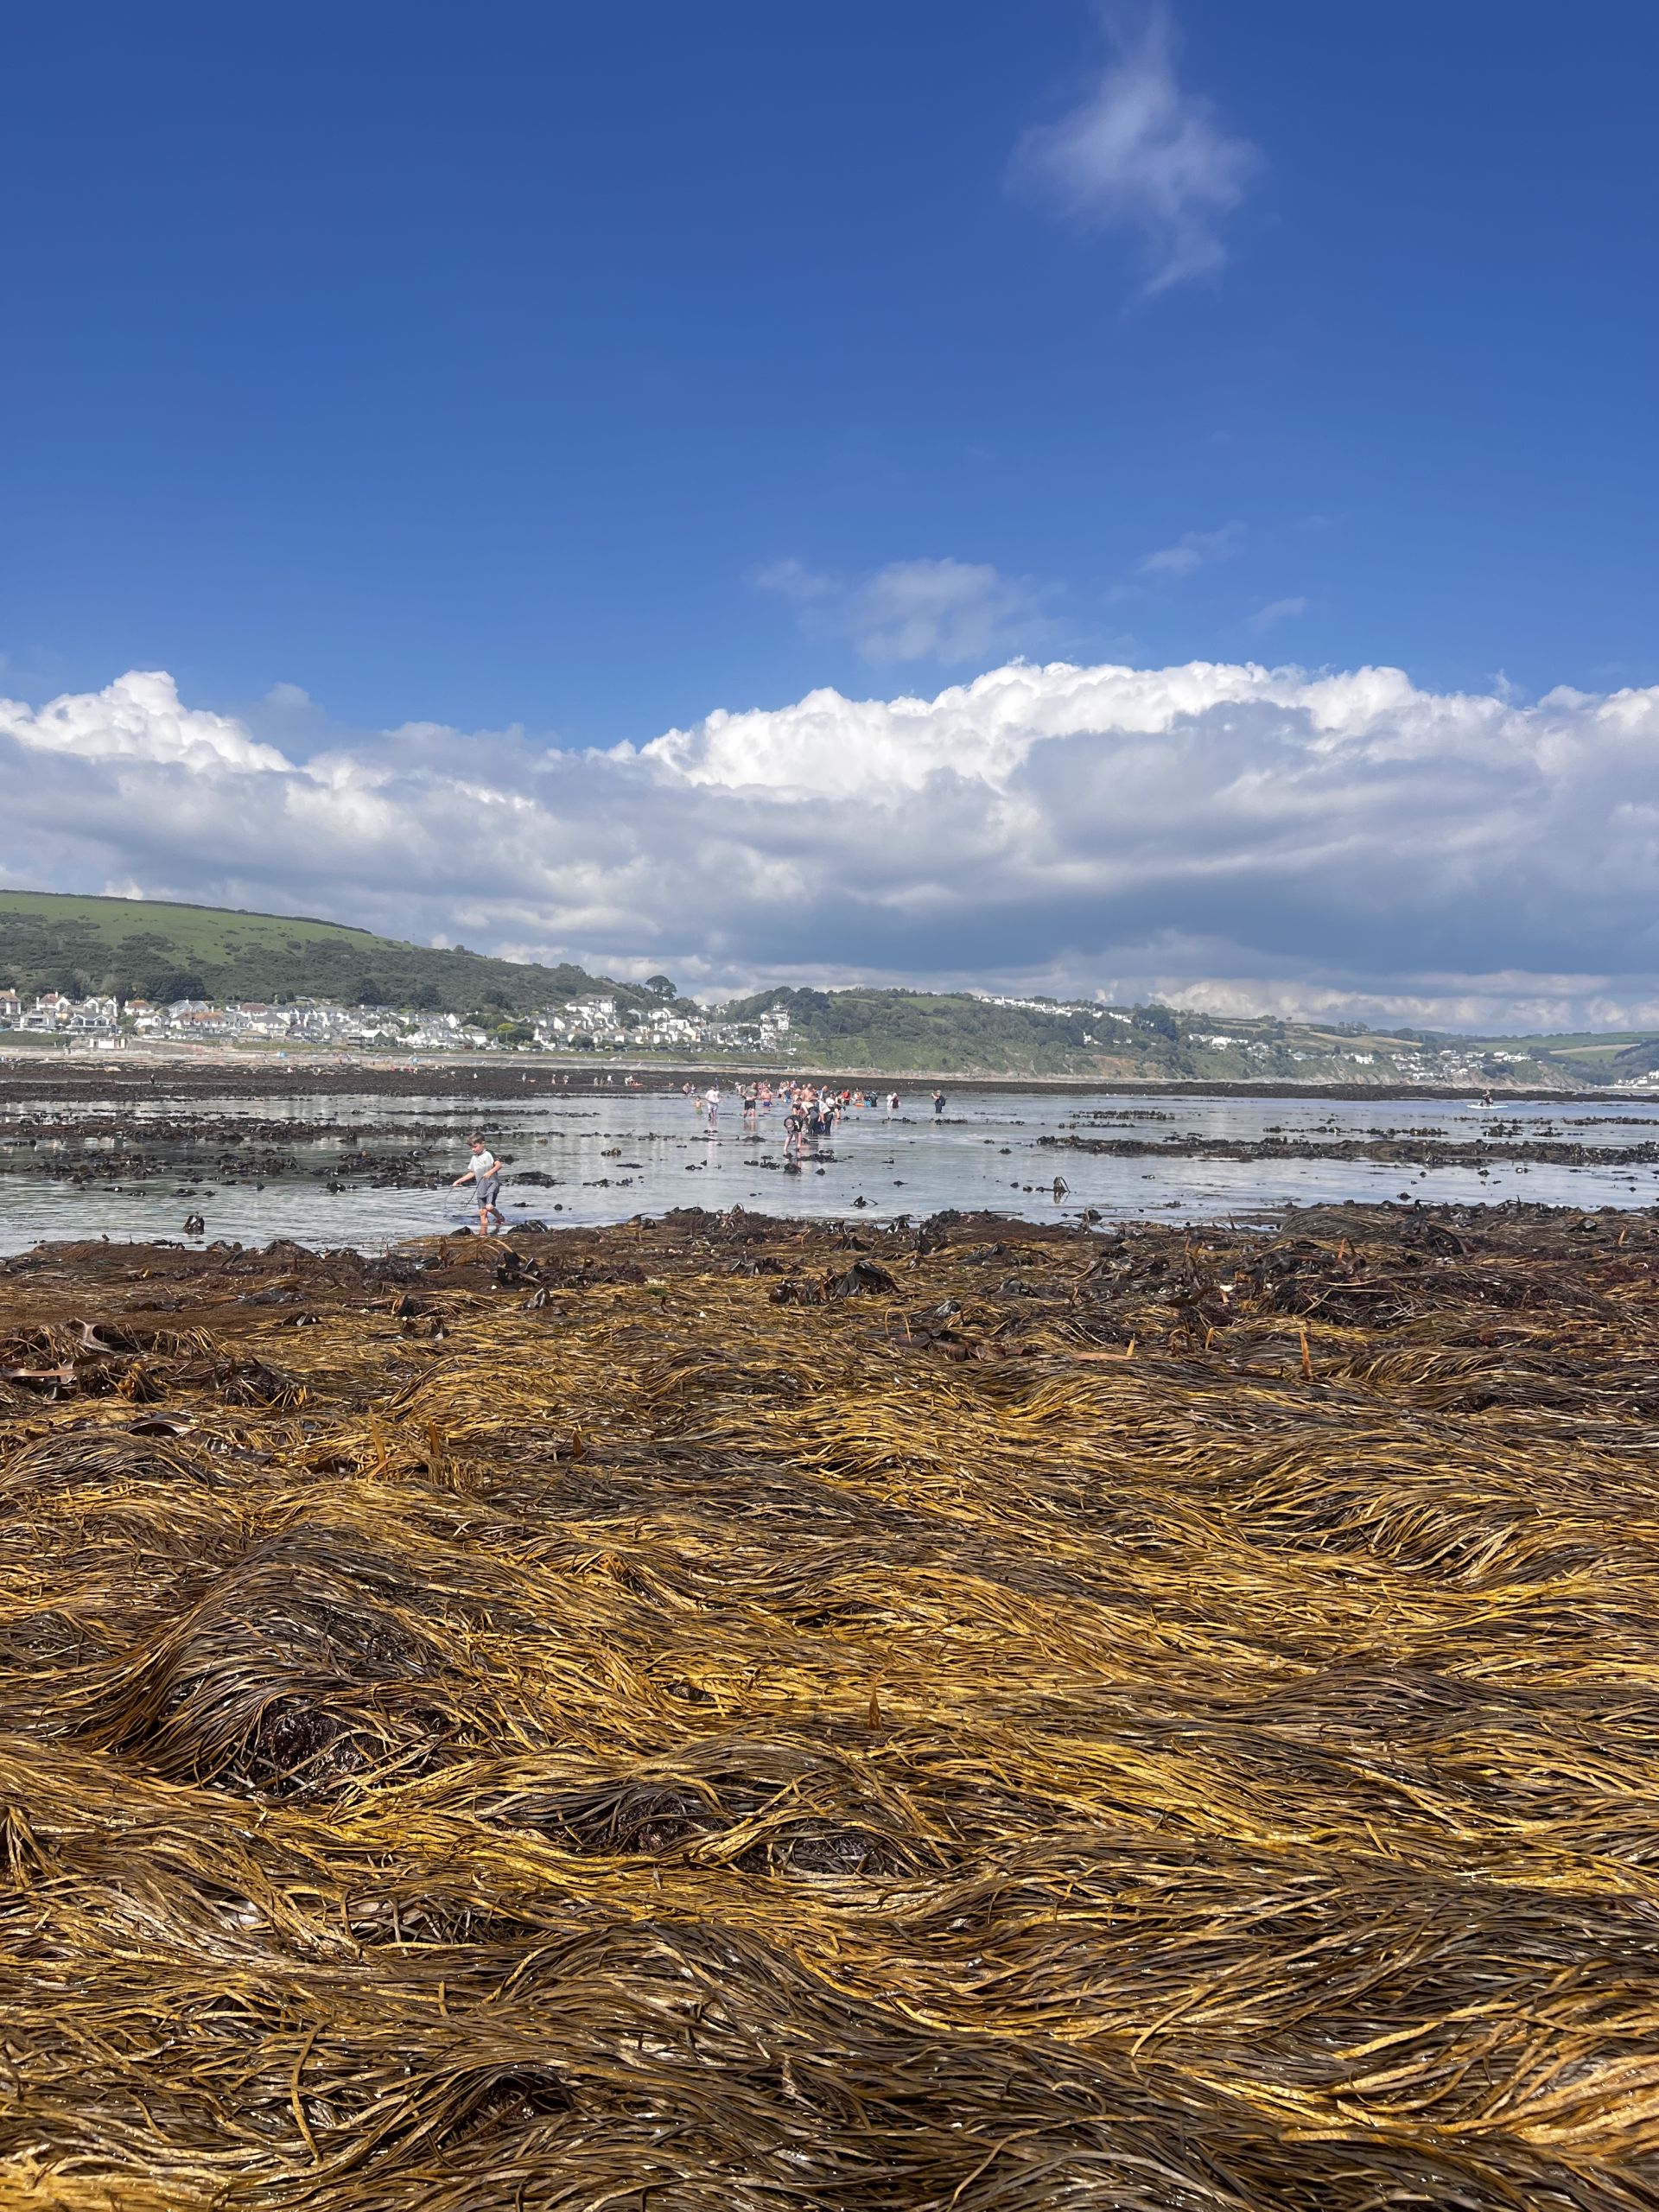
[
  {"xmin": 1459, "ymin": 1026, "xmax": 1659, "ymax": 1083},
  {"xmin": 0, "ymin": 889, "xmax": 643, "ymax": 1018}
]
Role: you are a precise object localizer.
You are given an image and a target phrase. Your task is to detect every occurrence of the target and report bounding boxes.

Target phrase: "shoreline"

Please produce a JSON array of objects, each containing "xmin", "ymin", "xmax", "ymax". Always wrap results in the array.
[
  {"xmin": 0, "ymin": 1192, "xmax": 1649, "ymax": 1271},
  {"xmin": 0, "ymin": 1046, "xmax": 1627, "ymax": 1106}
]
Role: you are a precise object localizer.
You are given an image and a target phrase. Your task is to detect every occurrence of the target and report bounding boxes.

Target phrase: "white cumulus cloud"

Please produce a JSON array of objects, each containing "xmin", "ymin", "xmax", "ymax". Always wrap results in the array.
[
  {"xmin": 3, "ymin": 658, "xmax": 1659, "ymax": 1033},
  {"xmin": 1010, "ymin": 5, "xmax": 1261, "ymax": 296},
  {"xmin": 0, "ymin": 671, "xmax": 289, "ymax": 773}
]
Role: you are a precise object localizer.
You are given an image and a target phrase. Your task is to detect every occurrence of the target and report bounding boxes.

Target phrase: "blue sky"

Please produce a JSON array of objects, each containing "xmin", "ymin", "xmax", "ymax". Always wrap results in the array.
[{"xmin": 2, "ymin": 3, "xmax": 1657, "ymax": 1025}]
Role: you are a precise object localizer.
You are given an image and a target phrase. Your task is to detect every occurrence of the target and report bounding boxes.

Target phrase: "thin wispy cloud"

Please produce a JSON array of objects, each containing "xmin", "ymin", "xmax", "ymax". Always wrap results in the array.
[
  {"xmin": 1137, "ymin": 521, "xmax": 1246, "ymax": 579},
  {"xmin": 757, "ymin": 556, "xmax": 1059, "ymax": 667},
  {"xmin": 1248, "ymin": 595, "xmax": 1308, "ymax": 632},
  {"xmin": 1010, "ymin": 4, "xmax": 1261, "ymax": 296}
]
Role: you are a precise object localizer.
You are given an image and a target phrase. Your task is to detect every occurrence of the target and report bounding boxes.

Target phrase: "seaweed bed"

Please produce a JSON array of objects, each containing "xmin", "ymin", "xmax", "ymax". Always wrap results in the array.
[
  {"xmin": 0, "ymin": 1199, "xmax": 1657, "ymax": 2209},
  {"xmin": 1044, "ymin": 1128, "xmax": 1659, "ymax": 1173}
]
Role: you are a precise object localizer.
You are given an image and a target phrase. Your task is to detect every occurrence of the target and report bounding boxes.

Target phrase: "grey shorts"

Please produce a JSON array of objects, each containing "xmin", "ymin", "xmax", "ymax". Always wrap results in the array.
[{"xmin": 475, "ymin": 1177, "xmax": 502, "ymax": 1210}]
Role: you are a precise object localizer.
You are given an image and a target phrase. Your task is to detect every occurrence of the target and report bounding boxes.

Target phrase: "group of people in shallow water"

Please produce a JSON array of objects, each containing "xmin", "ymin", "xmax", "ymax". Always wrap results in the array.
[
  {"xmin": 683, "ymin": 1079, "xmax": 947, "ymax": 1156},
  {"xmin": 458, "ymin": 1082, "xmax": 952, "ymax": 1233}
]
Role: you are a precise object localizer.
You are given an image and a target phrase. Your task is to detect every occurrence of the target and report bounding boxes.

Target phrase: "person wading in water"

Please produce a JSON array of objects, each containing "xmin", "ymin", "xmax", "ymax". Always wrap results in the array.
[{"xmin": 454, "ymin": 1135, "xmax": 505, "ymax": 1236}]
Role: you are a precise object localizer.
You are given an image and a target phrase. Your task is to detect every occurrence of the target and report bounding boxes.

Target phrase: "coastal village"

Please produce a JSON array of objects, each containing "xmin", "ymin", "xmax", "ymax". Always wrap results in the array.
[
  {"xmin": 0, "ymin": 985, "xmax": 795, "ymax": 1058},
  {"xmin": 2, "ymin": 981, "xmax": 1646, "ymax": 1087}
]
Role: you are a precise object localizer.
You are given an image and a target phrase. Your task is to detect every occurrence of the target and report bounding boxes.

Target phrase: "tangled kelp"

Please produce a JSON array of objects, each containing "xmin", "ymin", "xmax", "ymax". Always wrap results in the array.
[{"xmin": 0, "ymin": 1202, "xmax": 1656, "ymax": 2208}]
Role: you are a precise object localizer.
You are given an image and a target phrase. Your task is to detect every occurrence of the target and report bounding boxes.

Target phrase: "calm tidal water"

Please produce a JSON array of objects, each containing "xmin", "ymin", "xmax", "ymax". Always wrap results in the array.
[{"xmin": 1, "ymin": 1086, "xmax": 1656, "ymax": 1254}]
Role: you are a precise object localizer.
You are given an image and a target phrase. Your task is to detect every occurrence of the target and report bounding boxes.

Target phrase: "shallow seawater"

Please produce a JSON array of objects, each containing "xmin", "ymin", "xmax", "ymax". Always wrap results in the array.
[{"xmin": 1, "ymin": 1085, "xmax": 1656, "ymax": 1253}]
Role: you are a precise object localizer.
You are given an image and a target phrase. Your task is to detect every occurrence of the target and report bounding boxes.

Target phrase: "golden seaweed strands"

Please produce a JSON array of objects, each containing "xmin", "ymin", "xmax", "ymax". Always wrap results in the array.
[{"xmin": 0, "ymin": 1197, "xmax": 1652, "ymax": 2209}]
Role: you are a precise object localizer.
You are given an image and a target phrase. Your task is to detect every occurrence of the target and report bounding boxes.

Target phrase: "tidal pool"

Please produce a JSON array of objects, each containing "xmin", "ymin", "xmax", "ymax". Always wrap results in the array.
[{"xmin": 0, "ymin": 1084, "xmax": 1655, "ymax": 1252}]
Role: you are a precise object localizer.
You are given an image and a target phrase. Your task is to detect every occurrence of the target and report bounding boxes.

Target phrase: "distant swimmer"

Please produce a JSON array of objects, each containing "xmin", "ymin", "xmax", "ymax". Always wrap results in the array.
[
  {"xmin": 454, "ymin": 1134, "xmax": 505, "ymax": 1236},
  {"xmin": 932, "ymin": 1089, "xmax": 946, "ymax": 1118}
]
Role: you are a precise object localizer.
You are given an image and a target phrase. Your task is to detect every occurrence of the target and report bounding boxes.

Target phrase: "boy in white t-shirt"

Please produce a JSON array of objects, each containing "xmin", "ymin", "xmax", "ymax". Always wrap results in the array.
[{"xmin": 454, "ymin": 1135, "xmax": 505, "ymax": 1236}]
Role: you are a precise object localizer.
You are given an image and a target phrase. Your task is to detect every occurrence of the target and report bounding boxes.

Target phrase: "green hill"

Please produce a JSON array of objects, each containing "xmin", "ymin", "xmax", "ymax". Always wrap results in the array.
[
  {"xmin": 0, "ymin": 889, "xmax": 648, "ymax": 1017},
  {"xmin": 3, "ymin": 890, "xmax": 1655, "ymax": 1086},
  {"xmin": 725, "ymin": 986, "xmax": 1659, "ymax": 1087},
  {"xmin": 726, "ymin": 986, "xmax": 1253, "ymax": 1077},
  {"xmin": 725, "ymin": 986, "xmax": 1160, "ymax": 1076},
  {"xmin": 1465, "ymin": 1027, "xmax": 1659, "ymax": 1085}
]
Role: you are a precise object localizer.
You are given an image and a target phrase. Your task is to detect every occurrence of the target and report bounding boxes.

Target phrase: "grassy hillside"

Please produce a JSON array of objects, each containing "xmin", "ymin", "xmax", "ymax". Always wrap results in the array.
[
  {"xmin": 725, "ymin": 987, "xmax": 1279, "ymax": 1077},
  {"xmin": 1466, "ymin": 1027, "xmax": 1659, "ymax": 1084},
  {"xmin": 4, "ymin": 890, "xmax": 1655, "ymax": 1084},
  {"xmin": 725, "ymin": 987, "xmax": 1165, "ymax": 1076},
  {"xmin": 726, "ymin": 986, "xmax": 1659, "ymax": 1086},
  {"xmin": 0, "ymin": 890, "xmax": 645, "ymax": 1017}
]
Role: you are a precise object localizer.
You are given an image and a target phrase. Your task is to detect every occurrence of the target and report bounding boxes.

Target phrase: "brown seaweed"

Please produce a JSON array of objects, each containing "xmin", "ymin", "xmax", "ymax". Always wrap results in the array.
[{"xmin": 0, "ymin": 1200, "xmax": 1653, "ymax": 2206}]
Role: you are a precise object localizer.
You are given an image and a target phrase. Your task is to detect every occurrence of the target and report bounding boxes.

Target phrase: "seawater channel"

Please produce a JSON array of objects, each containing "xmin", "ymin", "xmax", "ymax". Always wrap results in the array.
[{"xmin": 1, "ymin": 1084, "xmax": 1656, "ymax": 1254}]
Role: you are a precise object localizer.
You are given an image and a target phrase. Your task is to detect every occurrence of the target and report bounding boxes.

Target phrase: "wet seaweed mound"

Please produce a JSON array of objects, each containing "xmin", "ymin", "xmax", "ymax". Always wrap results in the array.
[{"xmin": 0, "ymin": 1200, "xmax": 1655, "ymax": 2208}]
